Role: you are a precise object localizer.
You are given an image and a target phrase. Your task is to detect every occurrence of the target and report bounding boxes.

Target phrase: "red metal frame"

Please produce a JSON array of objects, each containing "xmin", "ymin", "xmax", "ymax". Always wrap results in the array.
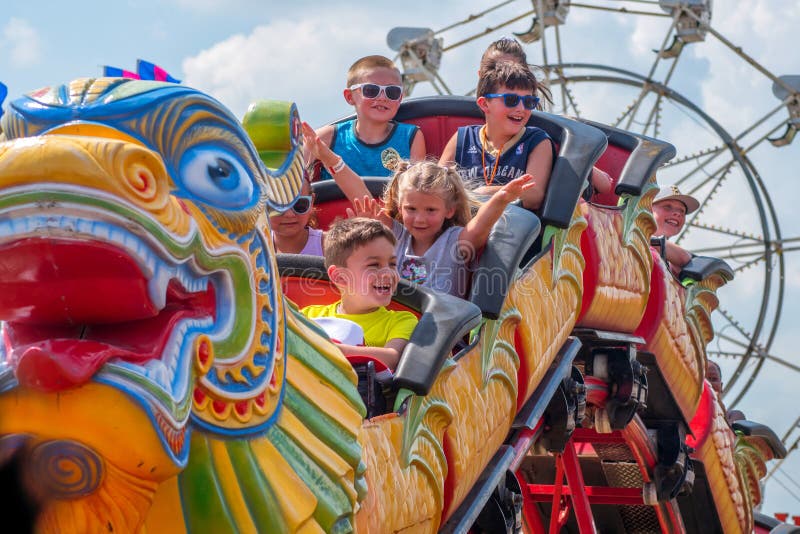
[
  {"xmin": 517, "ymin": 424, "xmax": 686, "ymax": 533},
  {"xmin": 519, "ymin": 437, "xmax": 600, "ymax": 534}
]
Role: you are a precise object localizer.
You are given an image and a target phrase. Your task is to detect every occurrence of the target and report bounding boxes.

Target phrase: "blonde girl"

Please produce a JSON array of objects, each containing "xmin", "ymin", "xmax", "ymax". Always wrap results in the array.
[{"xmin": 353, "ymin": 160, "xmax": 534, "ymax": 298}]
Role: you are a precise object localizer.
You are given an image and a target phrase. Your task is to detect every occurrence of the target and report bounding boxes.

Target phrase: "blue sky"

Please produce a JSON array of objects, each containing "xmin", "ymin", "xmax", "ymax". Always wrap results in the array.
[{"xmin": 2, "ymin": 0, "xmax": 799, "ymax": 521}]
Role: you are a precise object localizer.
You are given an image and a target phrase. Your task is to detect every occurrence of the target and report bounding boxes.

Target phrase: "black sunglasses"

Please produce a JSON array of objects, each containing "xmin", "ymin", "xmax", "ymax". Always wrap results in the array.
[
  {"xmin": 349, "ymin": 83, "xmax": 403, "ymax": 101},
  {"xmin": 484, "ymin": 93, "xmax": 540, "ymax": 110}
]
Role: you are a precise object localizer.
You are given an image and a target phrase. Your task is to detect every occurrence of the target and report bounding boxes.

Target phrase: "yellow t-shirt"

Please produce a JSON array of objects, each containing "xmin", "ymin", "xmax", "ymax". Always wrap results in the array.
[{"xmin": 301, "ymin": 301, "xmax": 418, "ymax": 347}]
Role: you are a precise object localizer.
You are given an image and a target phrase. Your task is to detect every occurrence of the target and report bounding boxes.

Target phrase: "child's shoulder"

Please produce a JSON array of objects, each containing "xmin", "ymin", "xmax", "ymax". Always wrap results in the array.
[
  {"xmin": 377, "ymin": 306, "xmax": 418, "ymax": 324},
  {"xmin": 300, "ymin": 301, "xmax": 338, "ymax": 318},
  {"xmin": 516, "ymin": 126, "xmax": 553, "ymax": 150}
]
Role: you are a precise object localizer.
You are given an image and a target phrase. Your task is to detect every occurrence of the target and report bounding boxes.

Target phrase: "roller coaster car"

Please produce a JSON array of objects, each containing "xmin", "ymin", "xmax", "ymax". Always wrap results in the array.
[
  {"xmin": 0, "ymin": 77, "xmax": 783, "ymax": 533},
  {"xmin": 309, "ymin": 95, "xmax": 784, "ymax": 533},
  {"xmin": 304, "ymin": 96, "xmax": 610, "ymax": 532}
]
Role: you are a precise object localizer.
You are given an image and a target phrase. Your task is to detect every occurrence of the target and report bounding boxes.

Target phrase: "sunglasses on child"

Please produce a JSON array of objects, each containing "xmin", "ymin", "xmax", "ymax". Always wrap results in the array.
[
  {"xmin": 348, "ymin": 83, "xmax": 403, "ymax": 101},
  {"xmin": 484, "ymin": 93, "xmax": 540, "ymax": 110},
  {"xmin": 275, "ymin": 195, "xmax": 313, "ymax": 215}
]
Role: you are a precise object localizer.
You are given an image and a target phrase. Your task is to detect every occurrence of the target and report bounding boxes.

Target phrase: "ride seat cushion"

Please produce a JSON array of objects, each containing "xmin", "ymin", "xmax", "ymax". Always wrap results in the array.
[
  {"xmin": 281, "ymin": 276, "xmax": 420, "ymax": 318},
  {"xmin": 592, "ymin": 144, "xmax": 629, "ymax": 205},
  {"xmin": 403, "ymin": 116, "xmax": 483, "ymax": 159}
]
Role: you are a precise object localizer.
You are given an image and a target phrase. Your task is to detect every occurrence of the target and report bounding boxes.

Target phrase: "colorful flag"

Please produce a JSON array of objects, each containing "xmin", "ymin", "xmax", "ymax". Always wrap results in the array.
[
  {"xmin": 102, "ymin": 66, "xmax": 141, "ymax": 79},
  {"xmin": 101, "ymin": 61, "xmax": 180, "ymax": 83},
  {"xmin": 136, "ymin": 59, "xmax": 181, "ymax": 83},
  {"xmin": 0, "ymin": 81, "xmax": 7, "ymax": 121}
]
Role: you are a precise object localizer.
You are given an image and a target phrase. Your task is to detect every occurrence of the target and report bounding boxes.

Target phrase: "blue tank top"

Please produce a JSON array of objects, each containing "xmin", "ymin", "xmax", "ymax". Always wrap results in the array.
[
  {"xmin": 318, "ymin": 120, "xmax": 419, "ymax": 180},
  {"xmin": 454, "ymin": 125, "xmax": 553, "ymax": 184}
]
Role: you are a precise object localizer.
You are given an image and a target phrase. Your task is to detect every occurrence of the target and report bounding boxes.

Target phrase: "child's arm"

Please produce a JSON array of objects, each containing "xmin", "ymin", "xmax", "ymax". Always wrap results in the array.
[
  {"xmin": 438, "ymin": 133, "xmax": 458, "ymax": 166},
  {"xmin": 458, "ymin": 174, "xmax": 536, "ymax": 261},
  {"xmin": 303, "ymin": 122, "xmax": 371, "ymax": 201},
  {"xmin": 590, "ymin": 167, "xmax": 614, "ymax": 194},
  {"xmin": 410, "ymin": 129, "xmax": 427, "ymax": 161},
  {"xmin": 335, "ymin": 339, "xmax": 407, "ymax": 370},
  {"xmin": 664, "ymin": 241, "xmax": 692, "ymax": 268},
  {"xmin": 519, "ymin": 140, "xmax": 554, "ymax": 211}
]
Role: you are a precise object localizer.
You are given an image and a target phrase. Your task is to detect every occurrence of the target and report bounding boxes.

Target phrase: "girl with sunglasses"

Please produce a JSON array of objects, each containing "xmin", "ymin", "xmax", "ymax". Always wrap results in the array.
[
  {"xmin": 474, "ymin": 38, "xmax": 613, "ymax": 199},
  {"xmin": 440, "ymin": 61, "xmax": 556, "ymax": 212},
  {"xmin": 270, "ymin": 178, "xmax": 324, "ymax": 256},
  {"xmin": 310, "ymin": 55, "xmax": 426, "ymax": 181}
]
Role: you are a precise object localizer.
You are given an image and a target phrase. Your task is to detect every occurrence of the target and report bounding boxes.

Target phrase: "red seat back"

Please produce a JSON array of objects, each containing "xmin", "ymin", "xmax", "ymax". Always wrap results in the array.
[
  {"xmin": 313, "ymin": 198, "xmax": 355, "ymax": 231},
  {"xmin": 591, "ymin": 144, "xmax": 630, "ymax": 206},
  {"xmin": 403, "ymin": 115, "xmax": 484, "ymax": 159},
  {"xmin": 281, "ymin": 276, "xmax": 420, "ymax": 318}
]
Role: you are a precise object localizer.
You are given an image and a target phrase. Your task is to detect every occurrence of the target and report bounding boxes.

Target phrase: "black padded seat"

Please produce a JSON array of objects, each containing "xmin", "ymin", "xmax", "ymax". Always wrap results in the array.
[
  {"xmin": 469, "ymin": 202, "xmax": 541, "ymax": 319},
  {"xmin": 581, "ymin": 119, "xmax": 677, "ymax": 198},
  {"xmin": 679, "ymin": 255, "xmax": 734, "ymax": 283}
]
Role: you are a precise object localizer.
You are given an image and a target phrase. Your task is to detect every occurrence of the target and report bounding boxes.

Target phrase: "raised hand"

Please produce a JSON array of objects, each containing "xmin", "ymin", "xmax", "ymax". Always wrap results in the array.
[
  {"xmin": 497, "ymin": 173, "xmax": 536, "ymax": 202},
  {"xmin": 302, "ymin": 121, "xmax": 337, "ymax": 168},
  {"xmin": 345, "ymin": 195, "xmax": 382, "ymax": 220}
]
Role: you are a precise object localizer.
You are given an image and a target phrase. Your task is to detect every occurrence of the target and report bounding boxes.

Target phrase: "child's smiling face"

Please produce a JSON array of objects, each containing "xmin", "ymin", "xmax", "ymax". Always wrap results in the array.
[
  {"xmin": 346, "ymin": 67, "xmax": 404, "ymax": 125},
  {"xmin": 331, "ymin": 236, "xmax": 399, "ymax": 313},
  {"xmin": 481, "ymin": 84, "xmax": 534, "ymax": 138},
  {"xmin": 653, "ymin": 199, "xmax": 687, "ymax": 238},
  {"xmin": 399, "ymin": 187, "xmax": 455, "ymax": 248}
]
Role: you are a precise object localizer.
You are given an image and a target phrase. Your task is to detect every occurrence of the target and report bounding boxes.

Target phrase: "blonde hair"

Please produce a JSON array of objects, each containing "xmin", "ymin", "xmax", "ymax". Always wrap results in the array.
[
  {"xmin": 382, "ymin": 160, "xmax": 479, "ymax": 230},
  {"xmin": 346, "ymin": 55, "xmax": 401, "ymax": 87}
]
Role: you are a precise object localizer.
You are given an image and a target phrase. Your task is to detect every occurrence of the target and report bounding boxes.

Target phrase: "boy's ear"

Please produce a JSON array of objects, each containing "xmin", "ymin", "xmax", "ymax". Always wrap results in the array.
[
  {"xmin": 343, "ymin": 88, "xmax": 355, "ymax": 106},
  {"xmin": 328, "ymin": 264, "xmax": 346, "ymax": 288},
  {"xmin": 476, "ymin": 96, "xmax": 490, "ymax": 113}
]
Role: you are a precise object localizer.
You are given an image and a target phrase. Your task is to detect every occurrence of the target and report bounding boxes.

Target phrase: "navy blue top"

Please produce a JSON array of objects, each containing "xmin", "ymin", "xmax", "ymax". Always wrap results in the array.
[{"xmin": 454, "ymin": 125, "xmax": 553, "ymax": 184}]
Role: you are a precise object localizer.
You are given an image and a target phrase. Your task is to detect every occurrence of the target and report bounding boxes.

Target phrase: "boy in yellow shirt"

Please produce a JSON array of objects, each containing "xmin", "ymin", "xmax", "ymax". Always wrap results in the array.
[{"xmin": 301, "ymin": 217, "xmax": 417, "ymax": 370}]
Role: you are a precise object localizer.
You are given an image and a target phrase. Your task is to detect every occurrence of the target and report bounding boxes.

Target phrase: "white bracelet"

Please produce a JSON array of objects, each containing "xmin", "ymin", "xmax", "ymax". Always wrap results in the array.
[{"xmin": 328, "ymin": 157, "xmax": 346, "ymax": 175}]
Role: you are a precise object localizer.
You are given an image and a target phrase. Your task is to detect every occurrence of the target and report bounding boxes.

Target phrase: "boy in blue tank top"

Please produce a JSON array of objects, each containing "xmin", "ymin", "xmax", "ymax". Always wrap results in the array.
[
  {"xmin": 309, "ymin": 55, "xmax": 426, "ymax": 181},
  {"xmin": 440, "ymin": 62, "xmax": 555, "ymax": 211}
]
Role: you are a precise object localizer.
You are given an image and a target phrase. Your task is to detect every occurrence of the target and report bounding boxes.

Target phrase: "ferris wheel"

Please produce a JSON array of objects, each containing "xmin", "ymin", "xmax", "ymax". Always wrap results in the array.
[{"xmin": 389, "ymin": 0, "xmax": 800, "ymax": 508}]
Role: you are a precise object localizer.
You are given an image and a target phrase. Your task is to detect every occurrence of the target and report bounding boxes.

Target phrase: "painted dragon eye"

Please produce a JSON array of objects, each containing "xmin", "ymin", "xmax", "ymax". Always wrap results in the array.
[
  {"xmin": 207, "ymin": 158, "xmax": 237, "ymax": 191},
  {"xmin": 179, "ymin": 145, "xmax": 254, "ymax": 209}
]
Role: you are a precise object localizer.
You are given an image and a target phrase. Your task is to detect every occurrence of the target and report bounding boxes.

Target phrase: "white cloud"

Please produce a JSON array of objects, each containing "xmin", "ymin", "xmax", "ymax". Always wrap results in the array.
[
  {"xmin": 2, "ymin": 18, "xmax": 42, "ymax": 67},
  {"xmin": 183, "ymin": 9, "xmax": 389, "ymax": 124}
]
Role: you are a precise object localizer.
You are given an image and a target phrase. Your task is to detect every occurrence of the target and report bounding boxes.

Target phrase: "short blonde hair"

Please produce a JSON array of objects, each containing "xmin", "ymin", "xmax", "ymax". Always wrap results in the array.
[
  {"xmin": 382, "ymin": 160, "xmax": 478, "ymax": 230},
  {"xmin": 346, "ymin": 55, "xmax": 401, "ymax": 87},
  {"xmin": 324, "ymin": 217, "xmax": 396, "ymax": 268}
]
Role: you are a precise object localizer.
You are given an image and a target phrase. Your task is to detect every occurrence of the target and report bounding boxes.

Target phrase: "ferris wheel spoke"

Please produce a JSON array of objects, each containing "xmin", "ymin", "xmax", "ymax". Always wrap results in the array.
[
  {"xmin": 642, "ymin": 53, "xmax": 682, "ymax": 137},
  {"xmin": 730, "ymin": 254, "xmax": 768, "ymax": 272},
  {"xmin": 559, "ymin": 78, "xmax": 582, "ymax": 117},
  {"xmin": 641, "ymin": 93, "xmax": 663, "ymax": 137},
  {"xmin": 612, "ymin": 95, "xmax": 641, "ymax": 128},
  {"xmin": 674, "ymin": 154, "xmax": 733, "ymax": 194},
  {"xmin": 689, "ymin": 241, "xmax": 769, "ymax": 265},
  {"xmin": 716, "ymin": 333, "xmax": 800, "ymax": 374},
  {"xmin": 621, "ymin": 8, "xmax": 682, "ymax": 131},
  {"xmin": 685, "ymin": 222, "xmax": 763, "ymax": 242},
  {"xmin": 716, "ymin": 308, "xmax": 755, "ymax": 345},
  {"xmin": 663, "ymin": 145, "xmax": 724, "ymax": 170},
  {"xmin": 570, "ymin": 2, "xmax": 670, "ymax": 19},
  {"xmin": 676, "ymin": 163, "xmax": 734, "ymax": 245}
]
